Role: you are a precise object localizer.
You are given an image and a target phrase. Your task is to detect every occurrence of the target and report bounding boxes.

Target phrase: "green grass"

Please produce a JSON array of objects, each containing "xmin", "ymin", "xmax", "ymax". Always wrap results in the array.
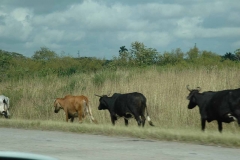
[{"xmin": 1, "ymin": 119, "xmax": 240, "ymax": 148}]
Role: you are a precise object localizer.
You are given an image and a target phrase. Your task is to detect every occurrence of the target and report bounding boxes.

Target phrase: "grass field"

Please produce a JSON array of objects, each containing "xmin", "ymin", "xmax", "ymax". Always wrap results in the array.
[{"xmin": 1, "ymin": 66, "xmax": 240, "ymax": 147}]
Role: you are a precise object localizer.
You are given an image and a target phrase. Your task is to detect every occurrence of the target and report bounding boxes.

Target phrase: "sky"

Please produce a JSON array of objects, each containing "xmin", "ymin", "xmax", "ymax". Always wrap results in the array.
[{"xmin": 0, "ymin": 0, "xmax": 240, "ymax": 59}]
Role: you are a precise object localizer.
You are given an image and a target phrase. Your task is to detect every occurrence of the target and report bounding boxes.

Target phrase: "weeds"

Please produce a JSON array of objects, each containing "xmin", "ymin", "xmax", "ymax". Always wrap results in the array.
[{"xmin": 1, "ymin": 66, "xmax": 240, "ymax": 146}]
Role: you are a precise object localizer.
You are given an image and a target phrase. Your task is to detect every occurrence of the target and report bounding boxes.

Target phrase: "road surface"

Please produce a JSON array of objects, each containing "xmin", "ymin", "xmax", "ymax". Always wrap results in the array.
[{"xmin": 0, "ymin": 128, "xmax": 239, "ymax": 160}]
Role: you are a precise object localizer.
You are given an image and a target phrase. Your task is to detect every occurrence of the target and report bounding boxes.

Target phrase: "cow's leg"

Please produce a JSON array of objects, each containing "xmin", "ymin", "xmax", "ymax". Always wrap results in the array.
[
  {"xmin": 129, "ymin": 108, "xmax": 141, "ymax": 126},
  {"xmin": 82, "ymin": 101, "xmax": 97, "ymax": 124},
  {"xmin": 141, "ymin": 115, "xmax": 146, "ymax": 127},
  {"xmin": 6, "ymin": 110, "xmax": 10, "ymax": 118},
  {"xmin": 134, "ymin": 114, "xmax": 141, "ymax": 127},
  {"xmin": 86, "ymin": 105, "xmax": 97, "ymax": 123},
  {"xmin": 78, "ymin": 110, "xmax": 83, "ymax": 123},
  {"xmin": 201, "ymin": 119, "xmax": 206, "ymax": 131},
  {"xmin": 70, "ymin": 117, "xmax": 74, "ymax": 122},
  {"xmin": 111, "ymin": 115, "xmax": 116, "ymax": 126},
  {"xmin": 64, "ymin": 110, "xmax": 69, "ymax": 122},
  {"xmin": 2, "ymin": 111, "xmax": 8, "ymax": 118},
  {"xmin": 124, "ymin": 118, "xmax": 128, "ymax": 126},
  {"xmin": 131, "ymin": 113, "xmax": 141, "ymax": 127},
  {"xmin": 217, "ymin": 120, "xmax": 223, "ymax": 133}
]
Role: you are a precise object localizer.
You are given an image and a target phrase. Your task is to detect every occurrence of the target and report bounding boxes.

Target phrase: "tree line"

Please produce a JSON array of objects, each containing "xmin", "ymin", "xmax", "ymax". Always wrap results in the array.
[{"xmin": 0, "ymin": 41, "xmax": 240, "ymax": 82}]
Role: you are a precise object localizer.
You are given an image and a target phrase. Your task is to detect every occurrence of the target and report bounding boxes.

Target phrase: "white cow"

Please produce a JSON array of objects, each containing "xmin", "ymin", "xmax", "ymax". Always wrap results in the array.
[{"xmin": 0, "ymin": 95, "xmax": 10, "ymax": 118}]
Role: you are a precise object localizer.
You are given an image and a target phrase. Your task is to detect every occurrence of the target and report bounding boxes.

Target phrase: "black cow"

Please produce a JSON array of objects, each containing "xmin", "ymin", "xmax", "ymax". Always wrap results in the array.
[
  {"xmin": 208, "ymin": 88, "xmax": 240, "ymax": 127},
  {"xmin": 186, "ymin": 85, "xmax": 238, "ymax": 132},
  {"xmin": 95, "ymin": 92, "xmax": 154, "ymax": 127}
]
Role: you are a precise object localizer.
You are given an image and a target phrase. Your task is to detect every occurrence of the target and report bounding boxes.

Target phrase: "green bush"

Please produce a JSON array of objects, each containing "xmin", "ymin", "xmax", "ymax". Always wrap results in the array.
[{"xmin": 92, "ymin": 73, "xmax": 106, "ymax": 87}]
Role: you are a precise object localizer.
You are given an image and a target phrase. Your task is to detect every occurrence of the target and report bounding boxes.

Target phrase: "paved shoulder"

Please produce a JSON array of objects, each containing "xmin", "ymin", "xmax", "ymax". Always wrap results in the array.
[{"xmin": 0, "ymin": 128, "xmax": 239, "ymax": 160}]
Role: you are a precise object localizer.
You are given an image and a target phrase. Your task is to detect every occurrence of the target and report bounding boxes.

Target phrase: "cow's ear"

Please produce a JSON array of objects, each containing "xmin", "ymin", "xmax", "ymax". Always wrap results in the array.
[
  {"xmin": 54, "ymin": 98, "xmax": 61, "ymax": 103},
  {"xmin": 57, "ymin": 102, "xmax": 62, "ymax": 107},
  {"xmin": 54, "ymin": 99, "xmax": 60, "ymax": 106},
  {"xmin": 191, "ymin": 96, "xmax": 196, "ymax": 102}
]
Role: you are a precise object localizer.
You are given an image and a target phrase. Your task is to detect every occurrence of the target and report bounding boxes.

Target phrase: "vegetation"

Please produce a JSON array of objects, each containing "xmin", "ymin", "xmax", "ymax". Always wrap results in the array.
[
  {"xmin": 1, "ymin": 42, "xmax": 240, "ymax": 82},
  {"xmin": 1, "ymin": 42, "xmax": 240, "ymax": 147}
]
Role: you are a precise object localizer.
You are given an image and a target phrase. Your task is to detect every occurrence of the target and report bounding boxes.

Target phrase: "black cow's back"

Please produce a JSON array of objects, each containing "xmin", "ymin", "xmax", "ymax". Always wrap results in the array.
[
  {"xmin": 207, "ymin": 88, "xmax": 240, "ymax": 121},
  {"xmin": 108, "ymin": 93, "xmax": 121, "ymax": 108},
  {"xmin": 114, "ymin": 92, "xmax": 146, "ymax": 117},
  {"xmin": 208, "ymin": 89, "xmax": 233, "ymax": 118}
]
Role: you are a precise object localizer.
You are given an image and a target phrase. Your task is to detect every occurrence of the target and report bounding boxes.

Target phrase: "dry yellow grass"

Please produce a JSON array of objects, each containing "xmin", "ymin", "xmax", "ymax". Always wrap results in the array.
[{"xmin": 1, "ymin": 66, "xmax": 240, "ymax": 135}]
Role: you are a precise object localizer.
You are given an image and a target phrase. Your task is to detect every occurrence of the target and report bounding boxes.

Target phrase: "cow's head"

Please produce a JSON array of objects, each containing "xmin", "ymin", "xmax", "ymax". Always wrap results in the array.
[
  {"xmin": 186, "ymin": 85, "xmax": 201, "ymax": 109},
  {"xmin": 95, "ymin": 94, "xmax": 110, "ymax": 110},
  {"xmin": 53, "ymin": 99, "xmax": 63, "ymax": 113}
]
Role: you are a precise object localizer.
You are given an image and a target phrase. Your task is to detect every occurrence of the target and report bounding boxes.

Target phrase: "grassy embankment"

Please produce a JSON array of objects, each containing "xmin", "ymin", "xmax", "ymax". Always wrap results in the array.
[{"xmin": 1, "ymin": 66, "xmax": 240, "ymax": 147}]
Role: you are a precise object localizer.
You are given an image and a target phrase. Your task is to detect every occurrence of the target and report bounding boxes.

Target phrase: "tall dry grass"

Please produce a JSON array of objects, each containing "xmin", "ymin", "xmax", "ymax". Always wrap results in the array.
[{"xmin": 1, "ymin": 66, "xmax": 240, "ymax": 132}]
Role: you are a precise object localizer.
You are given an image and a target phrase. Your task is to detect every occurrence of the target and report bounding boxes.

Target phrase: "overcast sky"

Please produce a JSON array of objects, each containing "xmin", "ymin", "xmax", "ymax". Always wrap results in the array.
[{"xmin": 0, "ymin": 0, "xmax": 240, "ymax": 59}]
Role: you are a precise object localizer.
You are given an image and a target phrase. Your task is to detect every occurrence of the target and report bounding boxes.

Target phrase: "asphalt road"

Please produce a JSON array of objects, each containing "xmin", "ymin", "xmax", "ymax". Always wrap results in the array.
[{"xmin": 0, "ymin": 128, "xmax": 240, "ymax": 160}]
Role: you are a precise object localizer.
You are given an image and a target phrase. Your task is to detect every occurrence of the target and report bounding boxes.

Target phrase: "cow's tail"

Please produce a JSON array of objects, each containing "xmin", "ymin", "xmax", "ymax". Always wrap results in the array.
[
  {"xmin": 146, "ymin": 107, "xmax": 154, "ymax": 126},
  {"xmin": 85, "ymin": 100, "xmax": 98, "ymax": 124}
]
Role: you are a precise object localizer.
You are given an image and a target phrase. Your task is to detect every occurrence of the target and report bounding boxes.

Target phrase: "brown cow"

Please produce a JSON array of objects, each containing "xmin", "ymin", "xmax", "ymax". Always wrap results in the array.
[{"xmin": 54, "ymin": 95, "xmax": 97, "ymax": 123}]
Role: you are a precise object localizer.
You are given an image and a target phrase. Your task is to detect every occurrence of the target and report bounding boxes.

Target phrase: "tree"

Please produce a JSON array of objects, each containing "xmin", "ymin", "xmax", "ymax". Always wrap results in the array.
[
  {"xmin": 234, "ymin": 48, "xmax": 240, "ymax": 61},
  {"xmin": 0, "ymin": 50, "xmax": 11, "ymax": 72},
  {"xmin": 197, "ymin": 50, "xmax": 221, "ymax": 66},
  {"xmin": 119, "ymin": 46, "xmax": 128, "ymax": 53},
  {"xmin": 118, "ymin": 46, "xmax": 130, "ymax": 62},
  {"xmin": 222, "ymin": 52, "xmax": 237, "ymax": 61},
  {"xmin": 159, "ymin": 48, "xmax": 184, "ymax": 65},
  {"xmin": 32, "ymin": 47, "xmax": 58, "ymax": 61},
  {"xmin": 186, "ymin": 43, "xmax": 199, "ymax": 61},
  {"xmin": 0, "ymin": 50, "xmax": 27, "ymax": 81},
  {"xmin": 130, "ymin": 41, "xmax": 159, "ymax": 65}
]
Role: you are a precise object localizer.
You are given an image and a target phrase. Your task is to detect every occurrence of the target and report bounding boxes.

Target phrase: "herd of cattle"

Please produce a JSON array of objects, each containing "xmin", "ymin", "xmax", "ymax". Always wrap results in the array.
[{"xmin": 1, "ymin": 85, "xmax": 240, "ymax": 132}]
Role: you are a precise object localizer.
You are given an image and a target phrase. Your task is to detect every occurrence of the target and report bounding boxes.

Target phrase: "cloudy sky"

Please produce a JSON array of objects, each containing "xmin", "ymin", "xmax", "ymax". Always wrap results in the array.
[{"xmin": 0, "ymin": 0, "xmax": 240, "ymax": 59}]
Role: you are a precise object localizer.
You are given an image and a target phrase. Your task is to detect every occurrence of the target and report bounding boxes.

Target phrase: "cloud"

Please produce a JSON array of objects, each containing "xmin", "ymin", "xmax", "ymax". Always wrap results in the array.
[
  {"xmin": 0, "ymin": 7, "xmax": 33, "ymax": 42},
  {"xmin": 232, "ymin": 41, "xmax": 240, "ymax": 49},
  {"xmin": 0, "ymin": 0, "xmax": 240, "ymax": 58}
]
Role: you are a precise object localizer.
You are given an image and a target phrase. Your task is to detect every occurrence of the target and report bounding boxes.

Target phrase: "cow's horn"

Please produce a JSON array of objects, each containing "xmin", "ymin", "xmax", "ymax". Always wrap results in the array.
[
  {"xmin": 196, "ymin": 87, "xmax": 201, "ymax": 91},
  {"xmin": 94, "ymin": 94, "xmax": 102, "ymax": 97},
  {"xmin": 186, "ymin": 85, "xmax": 191, "ymax": 91}
]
